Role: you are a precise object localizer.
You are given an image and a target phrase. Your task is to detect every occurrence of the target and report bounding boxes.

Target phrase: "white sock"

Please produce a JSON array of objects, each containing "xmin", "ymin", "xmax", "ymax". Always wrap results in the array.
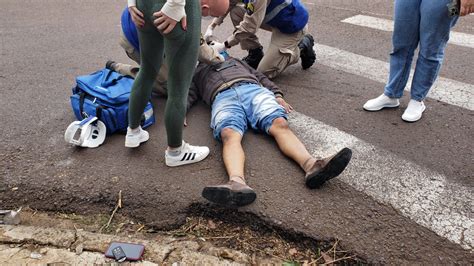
[
  {"xmin": 167, "ymin": 143, "xmax": 183, "ymax": 156},
  {"xmin": 128, "ymin": 127, "xmax": 140, "ymax": 134}
]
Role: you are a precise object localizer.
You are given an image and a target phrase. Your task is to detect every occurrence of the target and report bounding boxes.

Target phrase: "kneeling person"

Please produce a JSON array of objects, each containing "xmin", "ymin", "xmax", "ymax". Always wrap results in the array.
[{"xmin": 189, "ymin": 52, "xmax": 352, "ymax": 206}]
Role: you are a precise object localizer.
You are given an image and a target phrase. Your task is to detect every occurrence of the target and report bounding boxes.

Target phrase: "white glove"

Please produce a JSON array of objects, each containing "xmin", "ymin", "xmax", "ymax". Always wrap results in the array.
[
  {"xmin": 209, "ymin": 41, "xmax": 227, "ymax": 54},
  {"xmin": 204, "ymin": 25, "xmax": 214, "ymax": 40}
]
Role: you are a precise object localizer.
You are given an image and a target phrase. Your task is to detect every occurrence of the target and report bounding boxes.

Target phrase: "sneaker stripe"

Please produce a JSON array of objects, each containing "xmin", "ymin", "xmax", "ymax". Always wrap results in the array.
[
  {"xmin": 191, "ymin": 153, "xmax": 196, "ymax": 160},
  {"xmin": 180, "ymin": 153, "xmax": 188, "ymax": 161},
  {"xmin": 185, "ymin": 153, "xmax": 193, "ymax": 161}
]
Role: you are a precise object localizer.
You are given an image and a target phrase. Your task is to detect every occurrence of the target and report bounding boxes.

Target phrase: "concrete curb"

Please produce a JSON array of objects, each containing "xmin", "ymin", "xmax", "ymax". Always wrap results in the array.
[{"xmin": 0, "ymin": 225, "xmax": 260, "ymax": 265}]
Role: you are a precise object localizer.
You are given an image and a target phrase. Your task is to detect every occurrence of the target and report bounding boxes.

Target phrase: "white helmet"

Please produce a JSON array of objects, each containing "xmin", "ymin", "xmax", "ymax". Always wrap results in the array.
[{"xmin": 64, "ymin": 116, "xmax": 106, "ymax": 148}]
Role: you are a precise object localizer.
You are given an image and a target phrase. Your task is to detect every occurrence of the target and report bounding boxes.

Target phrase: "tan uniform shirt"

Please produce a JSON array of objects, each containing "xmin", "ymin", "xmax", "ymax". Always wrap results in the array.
[{"xmin": 225, "ymin": 0, "xmax": 270, "ymax": 47}]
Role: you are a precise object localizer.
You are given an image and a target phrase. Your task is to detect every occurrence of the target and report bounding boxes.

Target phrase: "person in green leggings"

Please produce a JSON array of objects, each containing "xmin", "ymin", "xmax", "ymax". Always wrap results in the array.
[{"xmin": 125, "ymin": 0, "xmax": 229, "ymax": 167}]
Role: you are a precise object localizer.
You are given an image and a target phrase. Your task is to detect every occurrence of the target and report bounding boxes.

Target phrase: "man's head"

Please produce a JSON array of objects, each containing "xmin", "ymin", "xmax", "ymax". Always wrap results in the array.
[
  {"xmin": 201, "ymin": 0, "xmax": 230, "ymax": 17},
  {"xmin": 198, "ymin": 38, "xmax": 226, "ymax": 65}
]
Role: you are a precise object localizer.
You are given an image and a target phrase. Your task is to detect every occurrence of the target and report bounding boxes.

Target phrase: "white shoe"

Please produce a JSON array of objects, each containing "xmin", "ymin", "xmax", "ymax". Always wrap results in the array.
[
  {"xmin": 363, "ymin": 94, "xmax": 400, "ymax": 111},
  {"xmin": 165, "ymin": 141, "xmax": 210, "ymax": 167},
  {"xmin": 125, "ymin": 126, "xmax": 149, "ymax": 148},
  {"xmin": 402, "ymin": 99, "xmax": 425, "ymax": 122}
]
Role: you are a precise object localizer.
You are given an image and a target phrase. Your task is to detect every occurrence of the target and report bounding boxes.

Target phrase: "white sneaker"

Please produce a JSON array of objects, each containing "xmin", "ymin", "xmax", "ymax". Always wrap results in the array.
[
  {"xmin": 402, "ymin": 99, "xmax": 425, "ymax": 122},
  {"xmin": 363, "ymin": 94, "xmax": 400, "ymax": 111},
  {"xmin": 165, "ymin": 141, "xmax": 210, "ymax": 167},
  {"xmin": 125, "ymin": 126, "xmax": 149, "ymax": 148}
]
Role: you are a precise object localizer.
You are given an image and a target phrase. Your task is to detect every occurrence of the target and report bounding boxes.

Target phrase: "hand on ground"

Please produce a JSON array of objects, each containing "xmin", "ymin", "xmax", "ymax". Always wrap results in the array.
[{"xmin": 276, "ymin": 97, "xmax": 293, "ymax": 113}]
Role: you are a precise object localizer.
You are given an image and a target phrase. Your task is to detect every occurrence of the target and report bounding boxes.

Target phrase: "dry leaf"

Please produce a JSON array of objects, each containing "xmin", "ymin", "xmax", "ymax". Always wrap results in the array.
[
  {"xmin": 208, "ymin": 219, "xmax": 217, "ymax": 229},
  {"xmin": 289, "ymin": 248, "xmax": 298, "ymax": 256}
]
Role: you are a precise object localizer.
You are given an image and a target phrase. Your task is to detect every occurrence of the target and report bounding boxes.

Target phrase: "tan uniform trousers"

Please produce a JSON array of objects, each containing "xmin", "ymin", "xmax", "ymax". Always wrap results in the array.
[
  {"xmin": 230, "ymin": 6, "xmax": 304, "ymax": 79},
  {"xmin": 118, "ymin": 32, "xmax": 168, "ymax": 96}
]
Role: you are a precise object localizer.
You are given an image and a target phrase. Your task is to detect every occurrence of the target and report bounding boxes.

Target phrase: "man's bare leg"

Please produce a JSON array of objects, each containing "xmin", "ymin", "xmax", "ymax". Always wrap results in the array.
[
  {"xmin": 268, "ymin": 118, "xmax": 314, "ymax": 170},
  {"xmin": 221, "ymin": 128, "xmax": 245, "ymax": 183},
  {"xmin": 202, "ymin": 128, "xmax": 257, "ymax": 206},
  {"xmin": 268, "ymin": 118, "xmax": 352, "ymax": 188}
]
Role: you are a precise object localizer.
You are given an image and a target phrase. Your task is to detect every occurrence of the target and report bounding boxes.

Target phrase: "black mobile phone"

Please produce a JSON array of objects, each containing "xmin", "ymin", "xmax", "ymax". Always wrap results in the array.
[{"xmin": 105, "ymin": 242, "xmax": 145, "ymax": 261}]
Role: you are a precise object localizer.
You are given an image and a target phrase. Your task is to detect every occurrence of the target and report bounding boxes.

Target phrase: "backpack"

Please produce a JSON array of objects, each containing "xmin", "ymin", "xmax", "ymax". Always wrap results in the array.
[{"xmin": 70, "ymin": 68, "xmax": 154, "ymax": 134}]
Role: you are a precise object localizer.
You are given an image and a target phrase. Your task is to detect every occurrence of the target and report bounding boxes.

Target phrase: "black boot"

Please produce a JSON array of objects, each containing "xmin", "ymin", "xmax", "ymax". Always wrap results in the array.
[
  {"xmin": 298, "ymin": 34, "xmax": 316, "ymax": 70},
  {"xmin": 242, "ymin": 46, "xmax": 264, "ymax": 69}
]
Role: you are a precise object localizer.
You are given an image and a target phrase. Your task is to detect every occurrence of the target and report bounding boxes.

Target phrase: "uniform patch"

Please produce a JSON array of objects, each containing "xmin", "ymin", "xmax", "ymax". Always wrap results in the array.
[{"xmin": 244, "ymin": 0, "xmax": 256, "ymax": 15}]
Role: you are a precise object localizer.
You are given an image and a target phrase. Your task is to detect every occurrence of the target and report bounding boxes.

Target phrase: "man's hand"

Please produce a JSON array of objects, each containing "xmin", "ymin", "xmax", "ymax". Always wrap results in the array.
[
  {"xmin": 209, "ymin": 41, "xmax": 227, "ymax": 53},
  {"xmin": 153, "ymin": 11, "xmax": 187, "ymax": 34},
  {"xmin": 460, "ymin": 0, "xmax": 474, "ymax": 16},
  {"xmin": 276, "ymin": 97, "xmax": 293, "ymax": 113},
  {"xmin": 129, "ymin": 6, "xmax": 145, "ymax": 28}
]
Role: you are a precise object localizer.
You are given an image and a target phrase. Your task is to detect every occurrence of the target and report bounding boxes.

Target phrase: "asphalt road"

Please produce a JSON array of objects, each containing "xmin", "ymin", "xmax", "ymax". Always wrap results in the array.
[{"xmin": 1, "ymin": 0, "xmax": 473, "ymax": 263}]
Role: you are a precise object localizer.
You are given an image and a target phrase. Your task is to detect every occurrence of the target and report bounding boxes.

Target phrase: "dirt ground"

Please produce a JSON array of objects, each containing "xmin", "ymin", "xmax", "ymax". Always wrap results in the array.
[{"xmin": 12, "ymin": 207, "xmax": 366, "ymax": 265}]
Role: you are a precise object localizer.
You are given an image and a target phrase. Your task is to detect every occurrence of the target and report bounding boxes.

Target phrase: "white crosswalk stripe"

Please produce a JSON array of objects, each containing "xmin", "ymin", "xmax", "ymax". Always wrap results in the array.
[
  {"xmin": 288, "ymin": 111, "xmax": 473, "ymax": 249},
  {"xmin": 315, "ymin": 43, "xmax": 474, "ymax": 110},
  {"xmin": 288, "ymin": 8, "xmax": 474, "ymax": 250},
  {"xmin": 341, "ymin": 15, "xmax": 474, "ymax": 49}
]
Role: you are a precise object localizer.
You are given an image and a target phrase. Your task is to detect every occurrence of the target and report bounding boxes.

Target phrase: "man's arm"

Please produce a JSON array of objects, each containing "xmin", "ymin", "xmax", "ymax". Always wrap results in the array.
[
  {"xmin": 187, "ymin": 82, "xmax": 201, "ymax": 112},
  {"xmin": 205, "ymin": 0, "xmax": 239, "ymax": 32},
  {"xmin": 225, "ymin": 0, "xmax": 269, "ymax": 48},
  {"xmin": 245, "ymin": 61, "xmax": 293, "ymax": 113}
]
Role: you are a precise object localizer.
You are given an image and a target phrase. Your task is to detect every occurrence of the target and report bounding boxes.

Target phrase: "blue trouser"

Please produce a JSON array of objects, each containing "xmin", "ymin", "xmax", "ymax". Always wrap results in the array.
[{"xmin": 384, "ymin": 0, "xmax": 458, "ymax": 101}]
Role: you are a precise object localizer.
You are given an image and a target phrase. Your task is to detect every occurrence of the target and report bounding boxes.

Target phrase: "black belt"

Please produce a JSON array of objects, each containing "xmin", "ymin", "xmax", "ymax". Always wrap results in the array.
[{"xmin": 229, "ymin": 80, "xmax": 258, "ymax": 89}]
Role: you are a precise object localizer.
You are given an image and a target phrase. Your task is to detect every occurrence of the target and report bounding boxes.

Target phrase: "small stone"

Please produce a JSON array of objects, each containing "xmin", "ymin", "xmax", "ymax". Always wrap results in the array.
[
  {"xmin": 11, "ymin": 187, "xmax": 18, "ymax": 191},
  {"xmin": 39, "ymin": 248, "xmax": 48, "ymax": 255},
  {"xmin": 75, "ymin": 243, "xmax": 84, "ymax": 255},
  {"xmin": 208, "ymin": 219, "xmax": 217, "ymax": 229},
  {"xmin": 30, "ymin": 252, "xmax": 42, "ymax": 259},
  {"xmin": 288, "ymin": 248, "xmax": 298, "ymax": 256}
]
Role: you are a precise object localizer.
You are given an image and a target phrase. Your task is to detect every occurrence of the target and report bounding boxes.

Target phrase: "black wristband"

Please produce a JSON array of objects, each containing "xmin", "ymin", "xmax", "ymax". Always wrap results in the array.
[{"xmin": 224, "ymin": 41, "xmax": 231, "ymax": 49}]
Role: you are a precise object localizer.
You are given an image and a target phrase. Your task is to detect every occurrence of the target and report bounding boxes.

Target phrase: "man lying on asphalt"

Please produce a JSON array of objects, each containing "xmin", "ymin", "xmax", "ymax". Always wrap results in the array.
[{"xmin": 188, "ymin": 48, "xmax": 353, "ymax": 207}]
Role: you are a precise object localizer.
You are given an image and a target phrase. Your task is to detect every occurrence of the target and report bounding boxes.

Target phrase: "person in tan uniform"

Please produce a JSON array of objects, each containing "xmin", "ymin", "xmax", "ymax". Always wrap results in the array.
[{"xmin": 205, "ymin": 0, "xmax": 316, "ymax": 79}]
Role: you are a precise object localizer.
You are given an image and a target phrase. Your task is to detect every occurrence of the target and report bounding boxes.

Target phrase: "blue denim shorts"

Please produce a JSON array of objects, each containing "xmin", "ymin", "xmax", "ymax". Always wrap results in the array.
[{"xmin": 210, "ymin": 83, "xmax": 287, "ymax": 141}]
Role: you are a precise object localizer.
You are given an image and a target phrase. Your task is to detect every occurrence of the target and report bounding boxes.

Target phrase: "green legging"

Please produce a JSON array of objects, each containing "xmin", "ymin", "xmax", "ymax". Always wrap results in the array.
[{"xmin": 128, "ymin": 0, "xmax": 201, "ymax": 148}]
